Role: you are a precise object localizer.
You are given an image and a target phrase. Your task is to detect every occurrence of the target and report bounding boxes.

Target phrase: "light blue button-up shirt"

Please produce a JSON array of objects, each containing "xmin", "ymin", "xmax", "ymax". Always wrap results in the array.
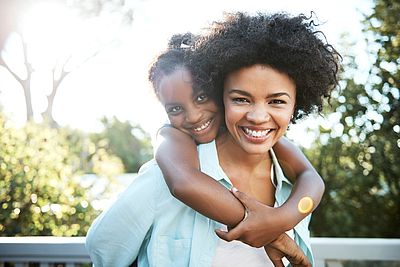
[{"xmin": 86, "ymin": 141, "xmax": 314, "ymax": 266}]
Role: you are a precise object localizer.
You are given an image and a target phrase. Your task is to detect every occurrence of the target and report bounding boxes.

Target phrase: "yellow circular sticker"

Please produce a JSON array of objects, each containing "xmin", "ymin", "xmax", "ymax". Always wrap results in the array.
[{"xmin": 298, "ymin": 197, "xmax": 314, "ymax": 214}]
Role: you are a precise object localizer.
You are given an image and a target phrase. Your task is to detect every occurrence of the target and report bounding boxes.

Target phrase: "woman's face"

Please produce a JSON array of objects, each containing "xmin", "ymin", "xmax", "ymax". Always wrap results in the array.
[
  {"xmin": 223, "ymin": 64, "xmax": 296, "ymax": 155},
  {"xmin": 157, "ymin": 67, "xmax": 222, "ymax": 144}
]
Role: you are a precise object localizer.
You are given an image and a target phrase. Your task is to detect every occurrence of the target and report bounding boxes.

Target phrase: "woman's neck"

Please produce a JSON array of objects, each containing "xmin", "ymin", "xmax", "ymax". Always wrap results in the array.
[
  {"xmin": 216, "ymin": 131, "xmax": 271, "ymax": 169},
  {"xmin": 215, "ymin": 132, "xmax": 275, "ymax": 205}
]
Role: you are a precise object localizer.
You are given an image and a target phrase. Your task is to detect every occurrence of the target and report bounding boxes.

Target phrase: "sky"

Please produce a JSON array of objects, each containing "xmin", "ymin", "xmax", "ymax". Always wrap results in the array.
[{"xmin": 0, "ymin": 0, "xmax": 373, "ymax": 147}]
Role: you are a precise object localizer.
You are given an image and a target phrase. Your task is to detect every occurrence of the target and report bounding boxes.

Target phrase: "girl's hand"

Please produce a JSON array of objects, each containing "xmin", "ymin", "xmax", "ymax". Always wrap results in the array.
[
  {"xmin": 264, "ymin": 233, "xmax": 311, "ymax": 267},
  {"xmin": 215, "ymin": 188, "xmax": 289, "ymax": 247}
]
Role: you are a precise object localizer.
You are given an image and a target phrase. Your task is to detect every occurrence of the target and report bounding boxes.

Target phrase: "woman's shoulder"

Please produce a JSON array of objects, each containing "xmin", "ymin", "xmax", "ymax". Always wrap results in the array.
[
  {"xmin": 269, "ymin": 148, "xmax": 292, "ymax": 186},
  {"xmin": 138, "ymin": 159, "xmax": 159, "ymax": 174},
  {"xmin": 122, "ymin": 159, "xmax": 166, "ymax": 197}
]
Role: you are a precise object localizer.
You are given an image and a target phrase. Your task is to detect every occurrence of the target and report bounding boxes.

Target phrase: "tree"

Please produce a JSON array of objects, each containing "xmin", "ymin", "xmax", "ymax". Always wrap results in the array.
[
  {"xmin": 0, "ymin": 113, "xmax": 124, "ymax": 236},
  {"xmin": 0, "ymin": 0, "xmax": 136, "ymax": 126},
  {"xmin": 307, "ymin": 0, "xmax": 399, "ymax": 237},
  {"xmin": 92, "ymin": 116, "xmax": 153, "ymax": 173}
]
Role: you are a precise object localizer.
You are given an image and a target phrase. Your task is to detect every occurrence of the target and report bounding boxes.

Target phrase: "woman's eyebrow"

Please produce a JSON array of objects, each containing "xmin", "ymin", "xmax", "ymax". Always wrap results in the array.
[
  {"xmin": 227, "ymin": 89, "xmax": 292, "ymax": 98},
  {"xmin": 227, "ymin": 89, "xmax": 252, "ymax": 97},
  {"xmin": 268, "ymin": 92, "xmax": 292, "ymax": 99}
]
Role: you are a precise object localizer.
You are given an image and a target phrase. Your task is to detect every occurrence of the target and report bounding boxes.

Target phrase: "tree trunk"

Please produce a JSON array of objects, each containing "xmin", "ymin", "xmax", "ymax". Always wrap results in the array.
[
  {"xmin": 22, "ymin": 79, "xmax": 34, "ymax": 121},
  {"xmin": 0, "ymin": 34, "xmax": 34, "ymax": 122}
]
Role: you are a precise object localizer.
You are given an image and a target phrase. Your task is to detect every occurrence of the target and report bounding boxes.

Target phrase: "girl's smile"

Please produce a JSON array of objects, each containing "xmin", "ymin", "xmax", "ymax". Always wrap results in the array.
[{"xmin": 157, "ymin": 67, "xmax": 222, "ymax": 144}]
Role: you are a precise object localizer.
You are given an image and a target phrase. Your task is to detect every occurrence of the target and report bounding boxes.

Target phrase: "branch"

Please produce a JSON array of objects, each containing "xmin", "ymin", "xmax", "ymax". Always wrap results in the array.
[
  {"xmin": 22, "ymin": 38, "xmax": 34, "ymax": 76},
  {"xmin": 54, "ymin": 69, "xmax": 70, "ymax": 89},
  {"xmin": 71, "ymin": 48, "xmax": 102, "ymax": 72},
  {"xmin": 0, "ymin": 55, "xmax": 24, "ymax": 84}
]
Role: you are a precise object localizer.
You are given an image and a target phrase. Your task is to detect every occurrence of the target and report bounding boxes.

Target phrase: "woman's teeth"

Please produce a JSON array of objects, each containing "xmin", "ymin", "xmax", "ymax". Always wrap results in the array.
[
  {"xmin": 194, "ymin": 120, "xmax": 211, "ymax": 132},
  {"xmin": 243, "ymin": 127, "xmax": 270, "ymax": 138}
]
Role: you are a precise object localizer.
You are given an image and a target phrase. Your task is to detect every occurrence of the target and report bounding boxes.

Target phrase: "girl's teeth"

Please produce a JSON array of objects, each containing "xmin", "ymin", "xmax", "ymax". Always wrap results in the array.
[
  {"xmin": 244, "ymin": 127, "xmax": 270, "ymax": 138},
  {"xmin": 194, "ymin": 120, "xmax": 211, "ymax": 132}
]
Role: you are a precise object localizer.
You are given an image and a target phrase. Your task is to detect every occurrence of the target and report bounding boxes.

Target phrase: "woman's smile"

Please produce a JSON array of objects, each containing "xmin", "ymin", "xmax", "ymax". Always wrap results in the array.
[
  {"xmin": 223, "ymin": 64, "xmax": 296, "ymax": 155},
  {"xmin": 241, "ymin": 126, "xmax": 273, "ymax": 143}
]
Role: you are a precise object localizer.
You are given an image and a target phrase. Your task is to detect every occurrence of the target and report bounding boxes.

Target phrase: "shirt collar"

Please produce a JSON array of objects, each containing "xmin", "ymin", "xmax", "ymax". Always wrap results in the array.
[
  {"xmin": 198, "ymin": 141, "xmax": 233, "ymax": 185},
  {"xmin": 198, "ymin": 141, "xmax": 292, "ymax": 187}
]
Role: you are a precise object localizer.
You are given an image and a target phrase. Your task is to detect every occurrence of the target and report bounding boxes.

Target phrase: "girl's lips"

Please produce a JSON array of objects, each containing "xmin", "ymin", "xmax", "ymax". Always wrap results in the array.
[
  {"xmin": 190, "ymin": 118, "xmax": 213, "ymax": 136},
  {"xmin": 193, "ymin": 119, "xmax": 212, "ymax": 132}
]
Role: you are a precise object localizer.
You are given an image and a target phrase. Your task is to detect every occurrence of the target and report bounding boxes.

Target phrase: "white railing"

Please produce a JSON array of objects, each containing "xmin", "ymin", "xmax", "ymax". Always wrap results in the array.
[
  {"xmin": 0, "ymin": 237, "xmax": 399, "ymax": 267},
  {"xmin": 312, "ymin": 238, "xmax": 400, "ymax": 266},
  {"xmin": 0, "ymin": 237, "xmax": 90, "ymax": 267}
]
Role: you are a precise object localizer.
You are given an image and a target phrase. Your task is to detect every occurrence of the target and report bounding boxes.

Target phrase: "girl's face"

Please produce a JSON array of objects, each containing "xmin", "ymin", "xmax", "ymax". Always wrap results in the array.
[
  {"xmin": 223, "ymin": 64, "xmax": 296, "ymax": 155},
  {"xmin": 157, "ymin": 67, "xmax": 223, "ymax": 144}
]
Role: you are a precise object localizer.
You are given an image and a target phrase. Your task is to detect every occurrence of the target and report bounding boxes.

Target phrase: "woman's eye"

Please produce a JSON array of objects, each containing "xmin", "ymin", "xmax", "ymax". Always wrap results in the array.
[
  {"xmin": 270, "ymin": 99, "xmax": 286, "ymax": 104},
  {"xmin": 166, "ymin": 106, "xmax": 183, "ymax": 115},
  {"xmin": 196, "ymin": 93, "xmax": 208, "ymax": 103},
  {"xmin": 232, "ymin": 97, "xmax": 249, "ymax": 104}
]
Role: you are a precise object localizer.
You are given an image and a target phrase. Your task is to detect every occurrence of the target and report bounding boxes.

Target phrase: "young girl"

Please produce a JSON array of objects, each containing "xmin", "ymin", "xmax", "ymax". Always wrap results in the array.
[{"xmin": 86, "ymin": 12, "xmax": 340, "ymax": 267}]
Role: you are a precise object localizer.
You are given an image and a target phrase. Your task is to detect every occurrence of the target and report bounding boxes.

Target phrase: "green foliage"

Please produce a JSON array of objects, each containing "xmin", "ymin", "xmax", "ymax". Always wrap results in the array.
[
  {"xmin": 307, "ymin": 0, "xmax": 400, "ymax": 237},
  {"xmin": 0, "ymin": 114, "xmax": 124, "ymax": 236},
  {"xmin": 92, "ymin": 116, "xmax": 153, "ymax": 173}
]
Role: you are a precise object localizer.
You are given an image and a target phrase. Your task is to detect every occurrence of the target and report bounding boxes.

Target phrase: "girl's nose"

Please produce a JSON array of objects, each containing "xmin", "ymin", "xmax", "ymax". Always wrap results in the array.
[{"xmin": 185, "ymin": 106, "xmax": 202, "ymax": 124}]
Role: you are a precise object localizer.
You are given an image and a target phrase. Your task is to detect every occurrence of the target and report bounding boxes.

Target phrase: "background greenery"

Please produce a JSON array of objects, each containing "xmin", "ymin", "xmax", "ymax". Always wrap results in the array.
[
  {"xmin": 0, "ymin": 114, "xmax": 152, "ymax": 236},
  {"xmin": 308, "ymin": 0, "xmax": 399, "ymax": 237},
  {"xmin": 0, "ymin": 0, "xmax": 398, "ymax": 237}
]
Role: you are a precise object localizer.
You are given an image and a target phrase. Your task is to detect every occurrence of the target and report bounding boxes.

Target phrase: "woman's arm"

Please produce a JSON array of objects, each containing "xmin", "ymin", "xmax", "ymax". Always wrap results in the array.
[
  {"xmin": 272, "ymin": 136, "xmax": 325, "ymax": 229},
  {"xmin": 155, "ymin": 126, "xmax": 245, "ymax": 227},
  {"xmin": 264, "ymin": 233, "xmax": 311, "ymax": 267}
]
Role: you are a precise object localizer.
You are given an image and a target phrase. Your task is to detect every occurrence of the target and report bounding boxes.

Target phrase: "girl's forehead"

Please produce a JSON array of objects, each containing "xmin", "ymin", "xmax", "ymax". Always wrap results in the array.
[
  {"xmin": 158, "ymin": 68, "xmax": 195, "ymax": 103},
  {"xmin": 160, "ymin": 68, "xmax": 192, "ymax": 87}
]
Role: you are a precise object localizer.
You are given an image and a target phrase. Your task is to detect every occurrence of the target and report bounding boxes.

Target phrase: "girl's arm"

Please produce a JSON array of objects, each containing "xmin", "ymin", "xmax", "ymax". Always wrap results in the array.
[
  {"xmin": 155, "ymin": 126, "xmax": 245, "ymax": 227},
  {"xmin": 272, "ymin": 136, "xmax": 325, "ymax": 229}
]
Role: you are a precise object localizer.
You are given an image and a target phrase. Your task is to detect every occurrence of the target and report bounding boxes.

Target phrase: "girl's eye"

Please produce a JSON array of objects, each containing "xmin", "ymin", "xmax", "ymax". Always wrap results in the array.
[
  {"xmin": 232, "ymin": 97, "xmax": 250, "ymax": 104},
  {"xmin": 196, "ymin": 93, "xmax": 208, "ymax": 103},
  {"xmin": 166, "ymin": 106, "xmax": 183, "ymax": 115}
]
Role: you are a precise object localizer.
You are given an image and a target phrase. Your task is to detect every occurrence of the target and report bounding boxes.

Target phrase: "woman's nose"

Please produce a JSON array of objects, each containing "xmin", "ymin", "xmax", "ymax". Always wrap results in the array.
[{"xmin": 246, "ymin": 104, "xmax": 270, "ymax": 124}]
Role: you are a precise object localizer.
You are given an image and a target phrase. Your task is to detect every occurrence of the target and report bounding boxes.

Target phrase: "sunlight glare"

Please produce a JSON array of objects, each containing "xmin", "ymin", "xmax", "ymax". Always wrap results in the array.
[{"xmin": 21, "ymin": 2, "xmax": 80, "ymax": 69}]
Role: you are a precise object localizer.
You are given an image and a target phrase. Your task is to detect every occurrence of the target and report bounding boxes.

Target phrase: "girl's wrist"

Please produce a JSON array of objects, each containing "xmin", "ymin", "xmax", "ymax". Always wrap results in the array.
[{"xmin": 276, "ymin": 205, "xmax": 299, "ymax": 231}]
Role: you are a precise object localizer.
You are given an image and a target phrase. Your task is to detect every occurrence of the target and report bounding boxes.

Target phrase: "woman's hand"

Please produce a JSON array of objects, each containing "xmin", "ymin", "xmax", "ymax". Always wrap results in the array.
[
  {"xmin": 264, "ymin": 233, "xmax": 311, "ymax": 267},
  {"xmin": 215, "ymin": 188, "xmax": 290, "ymax": 247}
]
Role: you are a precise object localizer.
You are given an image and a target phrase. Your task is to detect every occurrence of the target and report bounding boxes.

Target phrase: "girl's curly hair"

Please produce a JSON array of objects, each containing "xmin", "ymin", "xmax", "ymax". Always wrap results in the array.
[
  {"xmin": 148, "ymin": 32, "xmax": 197, "ymax": 98},
  {"xmin": 190, "ymin": 12, "xmax": 342, "ymax": 123}
]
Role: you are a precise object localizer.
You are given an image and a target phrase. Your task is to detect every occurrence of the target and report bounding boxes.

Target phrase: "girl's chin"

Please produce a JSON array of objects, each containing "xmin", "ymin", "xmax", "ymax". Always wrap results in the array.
[{"xmin": 194, "ymin": 135, "xmax": 215, "ymax": 144}]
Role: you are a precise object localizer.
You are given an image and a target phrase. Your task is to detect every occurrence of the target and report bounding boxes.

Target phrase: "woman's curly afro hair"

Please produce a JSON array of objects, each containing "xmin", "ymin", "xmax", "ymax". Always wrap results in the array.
[{"xmin": 190, "ymin": 12, "xmax": 342, "ymax": 123}]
